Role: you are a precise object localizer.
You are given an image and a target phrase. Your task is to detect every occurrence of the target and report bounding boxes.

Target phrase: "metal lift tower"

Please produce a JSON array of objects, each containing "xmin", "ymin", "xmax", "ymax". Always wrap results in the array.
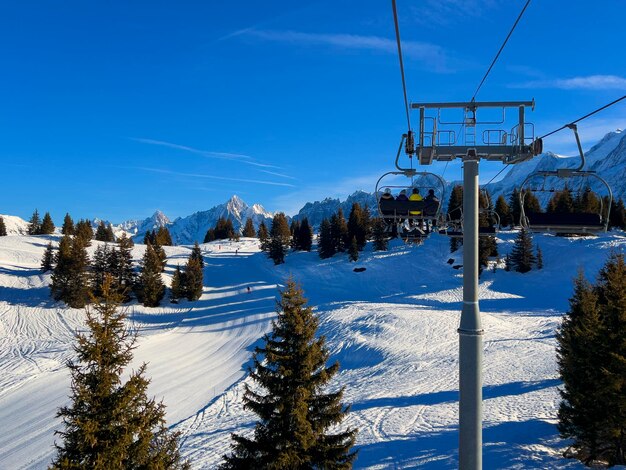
[{"xmin": 409, "ymin": 99, "xmax": 539, "ymax": 469}]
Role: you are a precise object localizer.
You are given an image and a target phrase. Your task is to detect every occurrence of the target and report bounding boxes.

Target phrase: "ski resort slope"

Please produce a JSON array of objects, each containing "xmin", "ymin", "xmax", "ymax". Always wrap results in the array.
[{"xmin": 1, "ymin": 232, "xmax": 625, "ymax": 468}]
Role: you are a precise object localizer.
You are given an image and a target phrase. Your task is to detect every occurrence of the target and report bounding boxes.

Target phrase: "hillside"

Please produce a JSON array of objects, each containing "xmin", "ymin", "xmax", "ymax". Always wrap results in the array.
[{"xmin": 1, "ymin": 229, "xmax": 625, "ymax": 468}]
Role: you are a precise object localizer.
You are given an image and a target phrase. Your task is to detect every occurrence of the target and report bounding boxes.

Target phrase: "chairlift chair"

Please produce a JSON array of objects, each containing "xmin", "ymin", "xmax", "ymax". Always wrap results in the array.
[{"xmin": 519, "ymin": 124, "xmax": 612, "ymax": 235}]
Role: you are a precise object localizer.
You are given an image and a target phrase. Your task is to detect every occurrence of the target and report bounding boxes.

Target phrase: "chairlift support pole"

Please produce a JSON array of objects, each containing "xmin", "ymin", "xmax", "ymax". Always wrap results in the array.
[
  {"xmin": 459, "ymin": 151, "xmax": 483, "ymax": 470},
  {"xmin": 405, "ymin": 100, "xmax": 537, "ymax": 470}
]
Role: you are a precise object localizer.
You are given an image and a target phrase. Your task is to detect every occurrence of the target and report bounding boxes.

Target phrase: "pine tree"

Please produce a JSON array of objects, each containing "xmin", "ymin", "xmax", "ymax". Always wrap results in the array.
[
  {"xmin": 298, "ymin": 218, "xmax": 313, "ymax": 252},
  {"xmin": 536, "ymin": 244, "xmax": 543, "ymax": 270},
  {"xmin": 347, "ymin": 203, "xmax": 367, "ymax": 251},
  {"xmin": 372, "ymin": 218, "xmax": 388, "ymax": 251},
  {"xmin": 91, "ymin": 244, "xmax": 112, "ymax": 298},
  {"xmin": 95, "ymin": 221, "xmax": 109, "ymax": 242},
  {"xmin": 156, "ymin": 226, "xmax": 173, "ymax": 246},
  {"xmin": 594, "ymin": 254, "xmax": 626, "ymax": 465},
  {"xmin": 51, "ymin": 276, "xmax": 189, "ymax": 469},
  {"xmin": 495, "ymin": 195, "xmax": 511, "ymax": 228},
  {"xmin": 62, "ymin": 213, "xmax": 74, "ymax": 235},
  {"xmin": 242, "ymin": 218, "xmax": 256, "ymax": 238},
  {"xmin": 508, "ymin": 188, "xmax": 522, "ymax": 227},
  {"xmin": 136, "ymin": 242, "xmax": 165, "ymax": 307},
  {"xmin": 144, "ymin": 229, "xmax": 156, "ymax": 245},
  {"xmin": 40, "ymin": 212, "xmax": 55, "ymax": 235},
  {"xmin": 28, "ymin": 209, "xmax": 41, "ymax": 235},
  {"xmin": 268, "ymin": 213, "xmax": 291, "ymax": 265},
  {"xmin": 331, "ymin": 208, "xmax": 349, "ymax": 253},
  {"xmin": 41, "ymin": 242, "xmax": 55, "ymax": 272},
  {"xmin": 257, "ymin": 221, "xmax": 269, "ymax": 252},
  {"xmin": 170, "ymin": 266, "xmax": 184, "ymax": 302},
  {"xmin": 203, "ymin": 228, "xmax": 216, "ymax": 243},
  {"xmin": 318, "ymin": 218, "xmax": 335, "ymax": 259},
  {"xmin": 0, "ymin": 216, "xmax": 6, "ymax": 236},
  {"xmin": 504, "ymin": 253, "xmax": 511, "ymax": 272},
  {"xmin": 190, "ymin": 241, "xmax": 204, "ymax": 269},
  {"xmin": 223, "ymin": 279, "xmax": 357, "ymax": 468},
  {"xmin": 522, "ymin": 189, "xmax": 542, "ymax": 214},
  {"xmin": 50, "ymin": 235, "xmax": 91, "ymax": 308},
  {"xmin": 74, "ymin": 220, "xmax": 94, "ymax": 247},
  {"xmin": 348, "ymin": 236, "xmax": 359, "ymax": 262},
  {"xmin": 105, "ymin": 224, "xmax": 115, "ymax": 243},
  {"xmin": 510, "ymin": 228, "xmax": 536, "ymax": 273},
  {"xmin": 290, "ymin": 220, "xmax": 301, "ymax": 250},
  {"xmin": 609, "ymin": 198, "xmax": 626, "ymax": 230},
  {"xmin": 183, "ymin": 256, "xmax": 203, "ymax": 301},
  {"xmin": 112, "ymin": 233, "xmax": 135, "ymax": 302},
  {"xmin": 556, "ymin": 271, "xmax": 608, "ymax": 464}
]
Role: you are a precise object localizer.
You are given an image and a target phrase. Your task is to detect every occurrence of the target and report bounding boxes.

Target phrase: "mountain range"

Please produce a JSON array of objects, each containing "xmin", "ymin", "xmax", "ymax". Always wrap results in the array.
[{"xmin": 3, "ymin": 129, "xmax": 625, "ymax": 243}]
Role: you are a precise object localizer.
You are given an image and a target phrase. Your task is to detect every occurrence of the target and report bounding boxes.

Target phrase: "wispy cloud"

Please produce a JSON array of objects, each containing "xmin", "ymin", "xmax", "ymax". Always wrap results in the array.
[
  {"xmin": 510, "ymin": 75, "xmax": 626, "ymax": 91},
  {"xmin": 258, "ymin": 169, "xmax": 298, "ymax": 180},
  {"xmin": 242, "ymin": 30, "xmax": 452, "ymax": 72},
  {"xmin": 409, "ymin": 0, "xmax": 499, "ymax": 27},
  {"xmin": 131, "ymin": 137, "xmax": 282, "ymax": 169},
  {"xmin": 131, "ymin": 166, "xmax": 296, "ymax": 188}
]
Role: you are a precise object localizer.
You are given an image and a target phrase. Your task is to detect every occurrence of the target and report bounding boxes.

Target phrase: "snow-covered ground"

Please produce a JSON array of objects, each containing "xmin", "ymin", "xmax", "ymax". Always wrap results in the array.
[{"xmin": 1, "ymin": 231, "xmax": 625, "ymax": 468}]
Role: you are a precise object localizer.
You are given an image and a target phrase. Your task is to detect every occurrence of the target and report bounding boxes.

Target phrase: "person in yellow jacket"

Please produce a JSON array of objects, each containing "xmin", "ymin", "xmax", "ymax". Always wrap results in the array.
[
  {"xmin": 409, "ymin": 187, "xmax": 423, "ymax": 231},
  {"xmin": 409, "ymin": 187, "xmax": 422, "ymax": 215}
]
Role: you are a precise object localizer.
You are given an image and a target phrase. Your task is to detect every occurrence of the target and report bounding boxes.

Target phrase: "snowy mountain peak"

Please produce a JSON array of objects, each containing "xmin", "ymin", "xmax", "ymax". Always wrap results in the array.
[{"xmin": 150, "ymin": 210, "xmax": 171, "ymax": 226}]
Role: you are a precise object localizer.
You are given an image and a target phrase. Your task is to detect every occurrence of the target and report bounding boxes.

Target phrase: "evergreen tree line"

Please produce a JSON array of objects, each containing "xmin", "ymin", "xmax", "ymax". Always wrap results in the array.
[
  {"xmin": 204, "ymin": 217, "xmax": 239, "ymax": 243},
  {"xmin": 27, "ymin": 209, "xmax": 55, "ymax": 235},
  {"xmin": 557, "ymin": 253, "xmax": 626, "ymax": 466},
  {"xmin": 258, "ymin": 214, "xmax": 313, "ymax": 265},
  {"xmin": 51, "ymin": 275, "xmax": 356, "ymax": 468},
  {"xmin": 318, "ymin": 204, "xmax": 372, "ymax": 262},
  {"xmin": 144, "ymin": 226, "xmax": 174, "ymax": 246},
  {"xmin": 43, "ymin": 231, "xmax": 203, "ymax": 308}
]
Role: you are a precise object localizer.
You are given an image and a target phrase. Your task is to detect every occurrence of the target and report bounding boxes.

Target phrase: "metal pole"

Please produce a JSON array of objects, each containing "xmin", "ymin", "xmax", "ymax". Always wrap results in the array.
[{"xmin": 459, "ymin": 153, "xmax": 483, "ymax": 469}]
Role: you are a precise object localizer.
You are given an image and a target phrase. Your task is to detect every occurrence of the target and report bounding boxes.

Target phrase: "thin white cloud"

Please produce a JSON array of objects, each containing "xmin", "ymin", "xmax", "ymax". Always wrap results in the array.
[
  {"xmin": 511, "ymin": 75, "xmax": 626, "ymax": 90},
  {"xmin": 243, "ymin": 30, "xmax": 451, "ymax": 72},
  {"xmin": 258, "ymin": 169, "xmax": 298, "ymax": 180},
  {"xmin": 131, "ymin": 137, "xmax": 284, "ymax": 170},
  {"xmin": 131, "ymin": 166, "xmax": 296, "ymax": 188}
]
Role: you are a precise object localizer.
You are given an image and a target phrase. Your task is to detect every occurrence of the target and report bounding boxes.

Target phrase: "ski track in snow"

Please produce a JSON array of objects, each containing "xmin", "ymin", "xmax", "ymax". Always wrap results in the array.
[{"xmin": 1, "ymin": 232, "xmax": 625, "ymax": 468}]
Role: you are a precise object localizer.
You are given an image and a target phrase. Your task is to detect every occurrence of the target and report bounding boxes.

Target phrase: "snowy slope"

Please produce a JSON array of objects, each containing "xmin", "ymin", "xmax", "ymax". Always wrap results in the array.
[
  {"xmin": 0, "ymin": 214, "xmax": 29, "ymax": 235},
  {"xmin": 1, "ymin": 230, "xmax": 625, "ymax": 468}
]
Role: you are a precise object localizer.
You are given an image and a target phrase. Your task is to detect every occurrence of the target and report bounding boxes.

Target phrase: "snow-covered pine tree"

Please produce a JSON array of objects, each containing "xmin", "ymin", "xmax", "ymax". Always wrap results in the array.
[
  {"xmin": 50, "ymin": 275, "xmax": 189, "ymax": 469},
  {"xmin": 40, "ymin": 212, "xmax": 55, "ymax": 235},
  {"xmin": 61, "ymin": 213, "xmax": 74, "ymax": 235},
  {"xmin": 28, "ymin": 209, "xmax": 41, "ymax": 235},
  {"xmin": 223, "ymin": 279, "xmax": 357, "ymax": 468},
  {"xmin": 41, "ymin": 242, "xmax": 55, "ymax": 272},
  {"xmin": 136, "ymin": 242, "xmax": 165, "ymax": 307},
  {"xmin": 242, "ymin": 217, "xmax": 256, "ymax": 238},
  {"xmin": 510, "ymin": 228, "xmax": 536, "ymax": 273}
]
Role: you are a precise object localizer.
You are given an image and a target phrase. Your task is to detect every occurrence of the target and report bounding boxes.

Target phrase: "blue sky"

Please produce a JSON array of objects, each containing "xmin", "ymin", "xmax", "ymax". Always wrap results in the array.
[{"xmin": 1, "ymin": 0, "xmax": 625, "ymax": 223}]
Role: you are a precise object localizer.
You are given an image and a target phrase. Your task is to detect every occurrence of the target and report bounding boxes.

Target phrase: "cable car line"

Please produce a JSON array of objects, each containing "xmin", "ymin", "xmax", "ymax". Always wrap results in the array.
[
  {"xmin": 471, "ymin": 0, "xmax": 531, "ymax": 101},
  {"xmin": 391, "ymin": 0, "xmax": 412, "ymax": 132},
  {"xmin": 539, "ymin": 94, "xmax": 626, "ymax": 140}
]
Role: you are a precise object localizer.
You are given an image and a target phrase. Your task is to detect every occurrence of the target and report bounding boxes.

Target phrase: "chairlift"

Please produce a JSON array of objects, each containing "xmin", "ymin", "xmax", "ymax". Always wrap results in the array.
[
  {"xmin": 375, "ymin": 134, "xmax": 446, "ymax": 237},
  {"xmin": 440, "ymin": 188, "xmax": 500, "ymax": 238},
  {"xmin": 519, "ymin": 124, "xmax": 612, "ymax": 235}
]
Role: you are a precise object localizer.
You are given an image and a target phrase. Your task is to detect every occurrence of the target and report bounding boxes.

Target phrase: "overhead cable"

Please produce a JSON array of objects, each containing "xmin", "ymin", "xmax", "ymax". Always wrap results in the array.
[
  {"xmin": 391, "ymin": 0, "xmax": 411, "ymax": 130},
  {"xmin": 539, "ymin": 94, "xmax": 626, "ymax": 140},
  {"xmin": 471, "ymin": 0, "xmax": 531, "ymax": 101}
]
